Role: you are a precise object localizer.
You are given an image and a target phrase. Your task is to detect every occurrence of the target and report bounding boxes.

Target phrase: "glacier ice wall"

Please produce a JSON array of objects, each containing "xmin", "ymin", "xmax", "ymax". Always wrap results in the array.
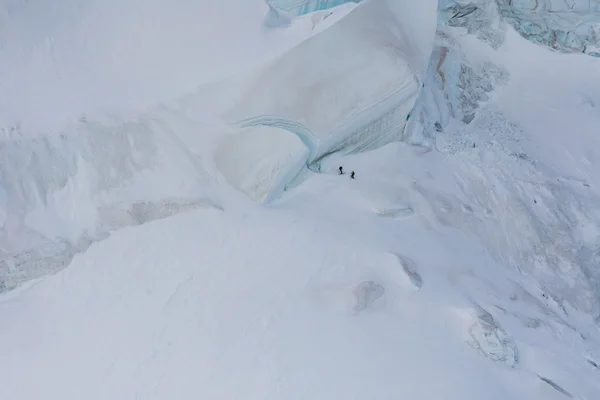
[
  {"xmin": 406, "ymin": 0, "xmax": 510, "ymax": 146},
  {"xmin": 193, "ymin": 0, "xmax": 436, "ymax": 177}
]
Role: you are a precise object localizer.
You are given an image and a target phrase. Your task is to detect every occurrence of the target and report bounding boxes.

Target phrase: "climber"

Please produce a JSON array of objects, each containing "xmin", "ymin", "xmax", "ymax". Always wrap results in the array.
[
  {"xmin": 350, "ymin": 171, "xmax": 355, "ymax": 179},
  {"xmin": 339, "ymin": 166, "xmax": 344, "ymax": 175}
]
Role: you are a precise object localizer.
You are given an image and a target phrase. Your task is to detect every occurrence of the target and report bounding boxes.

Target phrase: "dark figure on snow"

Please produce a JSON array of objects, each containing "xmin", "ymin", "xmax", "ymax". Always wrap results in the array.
[
  {"xmin": 339, "ymin": 166, "xmax": 344, "ymax": 175},
  {"xmin": 350, "ymin": 171, "xmax": 355, "ymax": 179}
]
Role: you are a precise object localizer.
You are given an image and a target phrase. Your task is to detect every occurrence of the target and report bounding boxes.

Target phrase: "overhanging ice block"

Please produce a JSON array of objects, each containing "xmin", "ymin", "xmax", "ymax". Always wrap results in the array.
[{"xmin": 222, "ymin": 0, "xmax": 437, "ymax": 163}]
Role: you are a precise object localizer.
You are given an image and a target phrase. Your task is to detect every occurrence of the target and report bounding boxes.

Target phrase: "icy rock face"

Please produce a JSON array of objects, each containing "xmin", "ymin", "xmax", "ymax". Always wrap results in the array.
[
  {"xmin": 497, "ymin": 0, "xmax": 600, "ymax": 56},
  {"xmin": 405, "ymin": 1, "xmax": 510, "ymax": 147}
]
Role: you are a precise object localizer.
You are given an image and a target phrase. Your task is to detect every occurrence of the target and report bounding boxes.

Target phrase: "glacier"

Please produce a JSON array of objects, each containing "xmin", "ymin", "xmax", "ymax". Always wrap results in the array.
[
  {"xmin": 0, "ymin": 0, "xmax": 437, "ymax": 289},
  {"xmin": 2, "ymin": 0, "xmax": 600, "ymax": 399},
  {"xmin": 2, "ymin": 0, "xmax": 598, "ymax": 290}
]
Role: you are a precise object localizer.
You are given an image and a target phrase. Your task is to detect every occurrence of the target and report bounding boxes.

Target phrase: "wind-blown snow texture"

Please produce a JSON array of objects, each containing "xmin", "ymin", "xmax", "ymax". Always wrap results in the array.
[{"xmin": 2, "ymin": 0, "xmax": 600, "ymax": 399}]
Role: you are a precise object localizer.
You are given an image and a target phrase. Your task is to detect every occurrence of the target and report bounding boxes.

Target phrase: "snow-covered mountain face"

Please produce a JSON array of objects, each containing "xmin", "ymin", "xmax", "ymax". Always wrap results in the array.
[{"xmin": 1, "ymin": 1, "xmax": 600, "ymax": 398}]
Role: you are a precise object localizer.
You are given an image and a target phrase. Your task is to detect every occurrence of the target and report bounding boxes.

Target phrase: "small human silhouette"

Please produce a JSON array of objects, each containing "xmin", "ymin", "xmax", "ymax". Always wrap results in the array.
[
  {"xmin": 339, "ymin": 166, "xmax": 344, "ymax": 175},
  {"xmin": 350, "ymin": 171, "xmax": 355, "ymax": 179}
]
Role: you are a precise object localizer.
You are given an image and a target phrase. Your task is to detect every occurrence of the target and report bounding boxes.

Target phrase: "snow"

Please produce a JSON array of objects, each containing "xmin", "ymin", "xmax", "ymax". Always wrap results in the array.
[
  {"xmin": 0, "ymin": 0, "xmax": 438, "ymax": 288},
  {"xmin": 2, "ymin": 0, "xmax": 600, "ymax": 399},
  {"xmin": 3, "ymin": 142, "xmax": 600, "ymax": 399},
  {"xmin": 0, "ymin": 0, "xmax": 319, "ymax": 133}
]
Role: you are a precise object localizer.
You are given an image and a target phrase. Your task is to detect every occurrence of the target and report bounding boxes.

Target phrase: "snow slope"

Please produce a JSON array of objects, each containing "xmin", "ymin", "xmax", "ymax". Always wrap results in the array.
[
  {"xmin": 3, "ymin": 142, "xmax": 600, "ymax": 399},
  {"xmin": 2, "ymin": 0, "xmax": 600, "ymax": 399}
]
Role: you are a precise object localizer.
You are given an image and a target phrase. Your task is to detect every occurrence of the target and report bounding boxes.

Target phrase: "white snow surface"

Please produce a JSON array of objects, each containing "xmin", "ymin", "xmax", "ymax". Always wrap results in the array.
[
  {"xmin": 2, "ymin": 0, "xmax": 600, "ymax": 399},
  {"xmin": 0, "ymin": 0, "xmax": 315, "ymax": 133}
]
